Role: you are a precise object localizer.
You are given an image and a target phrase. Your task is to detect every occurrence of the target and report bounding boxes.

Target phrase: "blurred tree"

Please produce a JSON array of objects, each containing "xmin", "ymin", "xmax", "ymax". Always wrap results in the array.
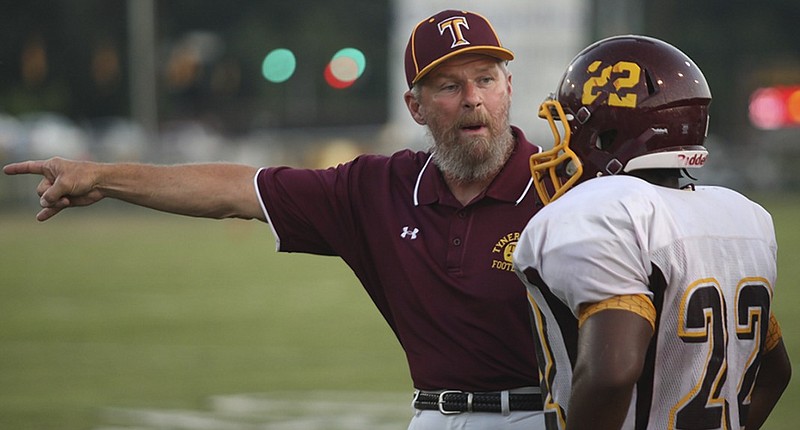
[
  {"xmin": 0, "ymin": 0, "xmax": 127, "ymax": 117},
  {"xmin": 0, "ymin": 0, "xmax": 389, "ymax": 133}
]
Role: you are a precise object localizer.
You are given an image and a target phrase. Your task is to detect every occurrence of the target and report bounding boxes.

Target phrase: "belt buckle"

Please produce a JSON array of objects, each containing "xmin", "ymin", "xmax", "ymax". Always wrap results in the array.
[{"xmin": 437, "ymin": 390, "xmax": 463, "ymax": 415}]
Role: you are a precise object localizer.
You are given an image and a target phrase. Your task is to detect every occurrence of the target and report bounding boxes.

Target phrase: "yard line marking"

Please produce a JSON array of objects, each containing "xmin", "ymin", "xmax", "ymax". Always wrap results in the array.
[{"xmin": 97, "ymin": 391, "xmax": 412, "ymax": 430}]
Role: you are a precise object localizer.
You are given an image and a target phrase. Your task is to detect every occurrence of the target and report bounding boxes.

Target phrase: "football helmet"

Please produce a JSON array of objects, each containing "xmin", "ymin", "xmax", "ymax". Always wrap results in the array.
[{"xmin": 532, "ymin": 35, "xmax": 712, "ymax": 204}]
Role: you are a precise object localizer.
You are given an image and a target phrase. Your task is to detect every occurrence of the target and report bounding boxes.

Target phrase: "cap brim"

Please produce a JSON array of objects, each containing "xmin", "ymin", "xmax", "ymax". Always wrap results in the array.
[{"xmin": 411, "ymin": 46, "xmax": 514, "ymax": 86}]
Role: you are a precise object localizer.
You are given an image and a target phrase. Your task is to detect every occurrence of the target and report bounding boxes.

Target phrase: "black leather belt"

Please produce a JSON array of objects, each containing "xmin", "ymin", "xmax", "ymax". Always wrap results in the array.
[{"xmin": 413, "ymin": 389, "xmax": 543, "ymax": 414}]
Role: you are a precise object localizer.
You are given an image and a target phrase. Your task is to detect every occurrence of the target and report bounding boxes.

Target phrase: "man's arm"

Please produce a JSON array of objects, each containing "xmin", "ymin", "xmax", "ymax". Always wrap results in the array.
[
  {"xmin": 567, "ymin": 308, "xmax": 654, "ymax": 430},
  {"xmin": 745, "ymin": 338, "xmax": 791, "ymax": 429},
  {"xmin": 3, "ymin": 157, "xmax": 264, "ymax": 222}
]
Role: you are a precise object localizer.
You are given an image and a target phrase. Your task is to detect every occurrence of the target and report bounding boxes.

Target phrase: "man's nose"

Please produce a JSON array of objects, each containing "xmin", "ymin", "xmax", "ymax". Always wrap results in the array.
[{"xmin": 463, "ymin": 82, "xmax": 483, "ymax": 109}]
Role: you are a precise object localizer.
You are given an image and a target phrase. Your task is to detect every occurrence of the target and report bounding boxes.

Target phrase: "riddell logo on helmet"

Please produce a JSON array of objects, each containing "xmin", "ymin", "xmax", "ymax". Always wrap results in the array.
[{"xmin": 678, "ymin": 152, "xmax": 707, "ymax": 166}]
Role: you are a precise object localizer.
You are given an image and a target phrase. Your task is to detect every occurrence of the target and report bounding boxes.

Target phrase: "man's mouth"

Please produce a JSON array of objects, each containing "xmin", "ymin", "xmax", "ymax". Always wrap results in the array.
[{"xmin": 461, "ymin": 123, "xmax": 486, "ymax": 131}]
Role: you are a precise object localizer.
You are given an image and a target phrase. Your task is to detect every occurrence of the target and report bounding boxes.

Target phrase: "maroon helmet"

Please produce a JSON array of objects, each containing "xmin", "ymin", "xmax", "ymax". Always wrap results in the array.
[{"xmin": 531, "ymin": 35, "xmax": 712, "ymax": 204}]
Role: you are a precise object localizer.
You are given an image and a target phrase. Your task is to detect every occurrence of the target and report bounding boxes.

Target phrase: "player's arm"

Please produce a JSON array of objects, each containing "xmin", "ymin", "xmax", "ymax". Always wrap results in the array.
[
  {"xmin": 566, "ymin": 295, "xmax": 655, "ymax": 430},
  {"xmin": 745, "ymin": 314, "xmax": 792, "ymax": 430},
  {"xmin": 3, "ymin": 157, "xmax": 264, "ymax": 222}
]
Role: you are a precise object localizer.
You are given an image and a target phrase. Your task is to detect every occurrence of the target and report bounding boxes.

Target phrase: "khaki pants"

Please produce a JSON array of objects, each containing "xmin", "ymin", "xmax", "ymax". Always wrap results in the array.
[{"xmin": 407, "ymin": 409, "xmax": 546, "ymax": 429}]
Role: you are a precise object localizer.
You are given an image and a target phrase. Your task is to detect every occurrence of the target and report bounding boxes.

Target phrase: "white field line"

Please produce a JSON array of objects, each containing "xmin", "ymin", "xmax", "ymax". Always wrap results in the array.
[{"xmin": 96, "ymin": 391, "xmax": 413, "ymax": 430}]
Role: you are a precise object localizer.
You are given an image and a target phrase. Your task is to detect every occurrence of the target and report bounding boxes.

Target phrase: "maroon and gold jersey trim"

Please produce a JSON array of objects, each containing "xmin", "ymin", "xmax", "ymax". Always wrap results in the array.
[
  {"xmin": 578, "ymin": 294, "xmax": 656, "ymax": 330},
  {"xmin": 765, "ymin": 312, "xmax": 783, "ymax": 353}
]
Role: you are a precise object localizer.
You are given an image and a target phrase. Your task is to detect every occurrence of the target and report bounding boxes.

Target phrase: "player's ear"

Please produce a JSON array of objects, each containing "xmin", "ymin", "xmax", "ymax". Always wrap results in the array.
[{"xmin": 404, "ymin": 90, "xmax": 426, "ymax": 125}]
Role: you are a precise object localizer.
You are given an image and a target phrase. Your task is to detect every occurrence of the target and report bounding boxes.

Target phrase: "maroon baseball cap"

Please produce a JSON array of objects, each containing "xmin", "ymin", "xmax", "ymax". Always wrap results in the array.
[{"xmin": 404, "ymin": 10, "xmax": 514, "ymax": 88}]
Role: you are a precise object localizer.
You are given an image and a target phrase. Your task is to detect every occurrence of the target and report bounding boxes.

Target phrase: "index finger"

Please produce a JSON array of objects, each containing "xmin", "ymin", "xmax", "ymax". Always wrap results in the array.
[{"xmin": 3, "ymin": 160, "xmax": 47, "ymax": 176}]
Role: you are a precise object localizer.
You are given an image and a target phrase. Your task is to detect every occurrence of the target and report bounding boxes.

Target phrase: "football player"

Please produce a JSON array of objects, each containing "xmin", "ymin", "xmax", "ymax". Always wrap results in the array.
[{"xmin": 513, "ymin": 35, "xmax": 791, "ymax": 429}]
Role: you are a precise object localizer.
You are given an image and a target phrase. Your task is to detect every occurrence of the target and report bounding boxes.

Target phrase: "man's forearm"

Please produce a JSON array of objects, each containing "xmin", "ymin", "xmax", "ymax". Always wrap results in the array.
[
  {"xmin": 95, "ymin": 162, "xmax": 263, "ymax": 220},
  {"xmin": 745, "ymin": 340, "xmax": 791, "ymax": 429}
]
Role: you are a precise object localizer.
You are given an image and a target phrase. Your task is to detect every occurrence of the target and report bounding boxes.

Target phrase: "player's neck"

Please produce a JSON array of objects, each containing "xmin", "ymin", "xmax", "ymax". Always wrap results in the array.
[{"xmin": 630, "ymin": 170, "xmax": 681, "ymax": 189}]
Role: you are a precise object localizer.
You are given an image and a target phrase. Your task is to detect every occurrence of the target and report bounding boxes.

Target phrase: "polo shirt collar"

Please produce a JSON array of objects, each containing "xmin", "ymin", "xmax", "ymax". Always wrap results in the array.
[{"xmin": 413, "ymin": 126, "xmax": 541, "ymax": 207}]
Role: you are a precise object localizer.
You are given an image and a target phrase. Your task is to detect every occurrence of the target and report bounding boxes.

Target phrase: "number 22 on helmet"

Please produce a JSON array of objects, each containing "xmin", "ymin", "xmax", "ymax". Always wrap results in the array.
[{"xmin": 531, "ymin": 35, "xmax": 712, "ymax": 204}]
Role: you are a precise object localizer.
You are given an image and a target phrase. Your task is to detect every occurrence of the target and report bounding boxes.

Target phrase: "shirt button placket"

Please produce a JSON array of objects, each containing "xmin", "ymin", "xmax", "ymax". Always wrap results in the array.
[{"xmin": 446, "ymin": 209, "xmax": 469, "ymax": 272}]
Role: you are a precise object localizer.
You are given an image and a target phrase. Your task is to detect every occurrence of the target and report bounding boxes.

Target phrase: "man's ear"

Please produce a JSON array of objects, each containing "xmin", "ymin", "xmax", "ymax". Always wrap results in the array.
[{"xmin": 404, "ymin": 90, "xmax": 426, "ymax": 125}]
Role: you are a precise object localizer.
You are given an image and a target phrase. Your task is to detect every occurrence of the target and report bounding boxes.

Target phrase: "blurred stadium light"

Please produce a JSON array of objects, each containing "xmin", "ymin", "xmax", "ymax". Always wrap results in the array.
[{"xmin": 749, "ymin": 85, "xmax": 800, "ymax": 130}]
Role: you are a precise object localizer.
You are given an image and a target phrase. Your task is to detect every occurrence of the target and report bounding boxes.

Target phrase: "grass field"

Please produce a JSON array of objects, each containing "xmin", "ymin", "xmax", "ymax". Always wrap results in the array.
[
  {"xmin": 1, "ymin": 195, "xmax": 799, "ymax": 429},
  {"xmin": 0, "ymin": 205, "xmax": 411, "ymax": 428}
]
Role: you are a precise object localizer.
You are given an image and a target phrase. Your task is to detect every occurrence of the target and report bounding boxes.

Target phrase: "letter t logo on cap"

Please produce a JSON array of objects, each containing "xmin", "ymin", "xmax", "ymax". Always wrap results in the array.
[
  {"xmin": 404, "ymin": 9, "xmax": 514, "ymax": 88},
  {"xmin": 438, "ymin": 16, "xmax": 470, "ymax": 48}
]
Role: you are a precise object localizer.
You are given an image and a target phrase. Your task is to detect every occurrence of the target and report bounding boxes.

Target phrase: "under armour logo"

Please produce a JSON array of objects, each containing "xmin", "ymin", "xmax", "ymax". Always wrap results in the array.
[{"xmin": 401, "ymin": 226, "xmax": 419, "ymax": 240}]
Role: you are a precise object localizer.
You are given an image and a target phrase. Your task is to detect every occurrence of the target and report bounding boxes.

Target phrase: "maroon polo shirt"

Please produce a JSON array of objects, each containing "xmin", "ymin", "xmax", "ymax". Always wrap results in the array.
[{"xmin": 256, "ymin": 126, "xmax": 542, "ymax": 391}]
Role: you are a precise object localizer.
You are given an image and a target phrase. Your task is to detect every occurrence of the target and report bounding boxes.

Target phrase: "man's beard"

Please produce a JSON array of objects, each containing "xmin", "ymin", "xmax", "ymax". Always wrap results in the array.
[{"xmin": 427, "ymin": 101, "xmax": 514, "ymax": 184}]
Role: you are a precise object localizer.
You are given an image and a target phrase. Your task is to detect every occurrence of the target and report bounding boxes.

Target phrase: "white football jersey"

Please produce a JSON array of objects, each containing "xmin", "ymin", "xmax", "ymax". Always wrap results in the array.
[{"xmin": 513, "ymin": 175, "xmax": 778, "ymax": 430}]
